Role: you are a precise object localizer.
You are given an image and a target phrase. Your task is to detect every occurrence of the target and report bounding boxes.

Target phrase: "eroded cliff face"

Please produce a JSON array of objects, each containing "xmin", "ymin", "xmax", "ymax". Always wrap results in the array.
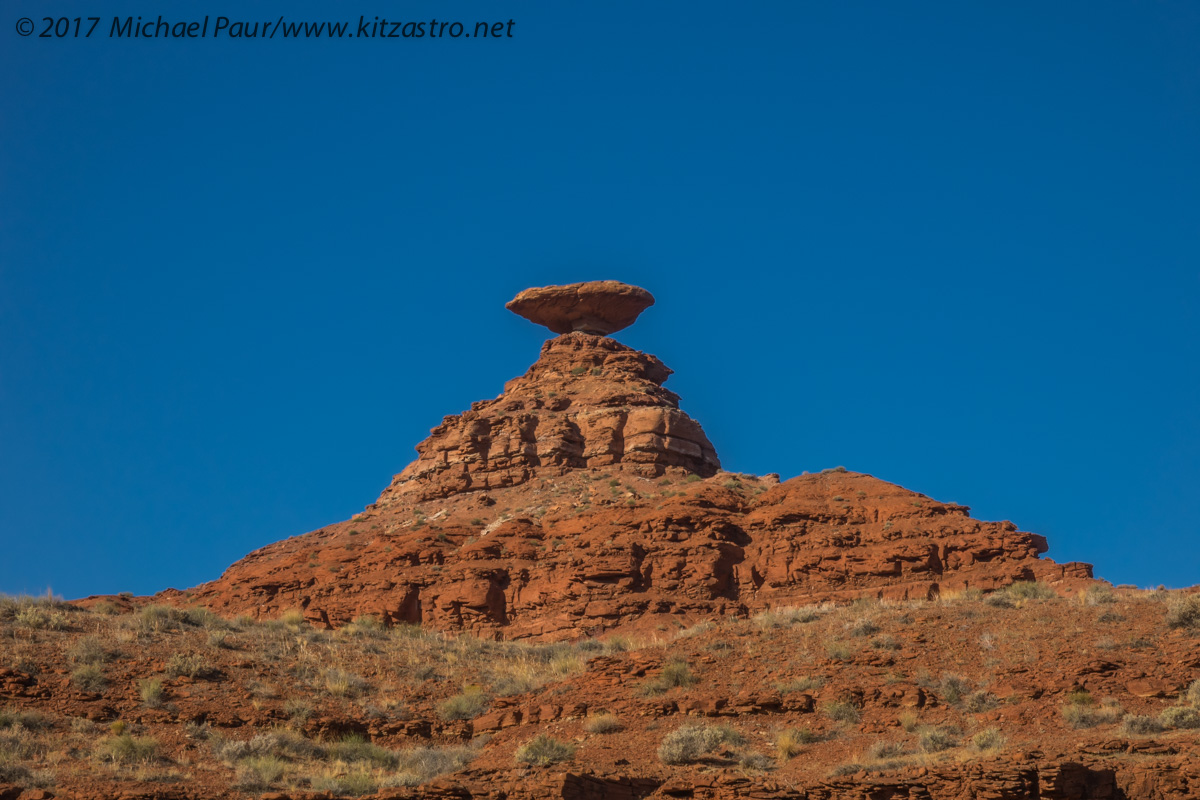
[{"xmin": 173, "ymin": 333, "xmax": 1091, "ymax": 638}]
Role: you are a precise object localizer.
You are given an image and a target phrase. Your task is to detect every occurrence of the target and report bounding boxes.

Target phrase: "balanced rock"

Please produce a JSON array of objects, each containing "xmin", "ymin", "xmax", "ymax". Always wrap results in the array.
[{"xmin": 506, "ymin": 280, "xmax": 654, "ymax": 336}]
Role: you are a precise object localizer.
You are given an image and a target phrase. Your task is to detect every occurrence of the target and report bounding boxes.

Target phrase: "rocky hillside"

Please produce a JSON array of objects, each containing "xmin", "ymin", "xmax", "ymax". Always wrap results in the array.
[{"xmin": 7, "ymin": 280, "xmax": 1192, "ymax": 800}]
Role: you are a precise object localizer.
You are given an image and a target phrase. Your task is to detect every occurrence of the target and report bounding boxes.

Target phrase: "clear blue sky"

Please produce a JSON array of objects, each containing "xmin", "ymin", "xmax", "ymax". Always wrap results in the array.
[{"xmin": 2, "ymin": 1, "xmax": 1197, "ymax": 598}]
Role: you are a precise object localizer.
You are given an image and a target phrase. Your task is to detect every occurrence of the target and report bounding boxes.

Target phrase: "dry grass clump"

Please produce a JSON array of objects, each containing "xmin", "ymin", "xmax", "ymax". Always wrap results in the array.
[
  {"xmin": 1165, "ymin": 594, "xmax": 1200, "ymax": 630},
  {"xmin": 437, "ymin": 687, "xmax": 488, "ymax": 720},
  {"xmin": 753, "ymin": 606, "xmax": 822, "ymax": 629},
  {"xmin": 139, "ymin": 678, "xmax": 165, "ymax": 708},
  {"xmin": 585, "ymin": 714, "xmax": 624, "ymax": 734},
  {"xmin": 639, "ymin": 660, "xmax": 697, "ymax": 696},
  {"xmin": 1081, "ymin": 585, "xmax": 1117, "ymax": 606},
  {"xmin": 775, "ymin": 727, "xmax": 817, "ymax": 759},
  {"xmin": 514, "ymin": 734, "xmax": 574, "ymax": 766},
  {"xmin": 917, "ymin": 725, "xmax": 962, "ymax": 753},
  {"xmin": 1062, "ymin": 692, "xmax": 1124, "ymax": 729},
  {"xmin": 95, "ymin": 733, "xmax": 160, "ymax": 764},
  {"xmin": 658, "ymin": 724, "xmax": 745, "ymax": 765},
  {"xmin": 69, "ymin": 637, "xmax": 115, "ymax": 665},
  {"xmin": 971, "ymin": 727, "xmax": 1005, "ymax": 751},
  {"xmin": 70, "ymin": 664, "xmax": 107, "ymax": 692},
  {"xmin": 821, "ymin": 700, "xmax": 860, "ymax": 723},
  {"xmin": 0, "ymin": 707, "xmax": 48, "ymax": 730},
  {"xmin": 323, "ymin": 668, "xmax": 369, "ymax": 698},
  {"xmin": 165, "ymin": 652, "xmax": 215, "ymax": 679}
]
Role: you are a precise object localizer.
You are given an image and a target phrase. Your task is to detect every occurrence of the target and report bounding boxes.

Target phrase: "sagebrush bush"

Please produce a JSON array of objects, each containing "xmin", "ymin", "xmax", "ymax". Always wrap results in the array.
[
  {"xmin": 918, "ymin": 725, "xmax": 962, "ymax": 753},
  {"xmin": 1159, "ymin": 706, "xmax": 1200, "ymax": 730},
  {"xmin": 1121, "ymin": 715, "xmax": 1165, "ymax": 735},
  {"xmin": 514, "ymin": 734, "xmax": 574, "ymax": 766},
  {"xmin": 69, "ymin": 637, "xmax": 113, "ymax": 665},
  {"xmin": 1186, "ymin": 679, "xmax": 1200, "ymax": 707},
  {"xmin": 1082, "ymin": 585, "xmax": 1117, "ymax": 606},
  {"xmin": 658, "ymin": 724, "xmax": 744, "ymax": 765},
  {"xmin": 938, "ymin": 674, "xmax": 971, "ymax": 706}
]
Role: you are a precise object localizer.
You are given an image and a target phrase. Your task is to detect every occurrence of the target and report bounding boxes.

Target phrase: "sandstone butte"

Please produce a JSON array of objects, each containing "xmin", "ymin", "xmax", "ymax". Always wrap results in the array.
[
  {"xmin": 168, "ymin": 280, "xmax": 1092, "ymax": 638},
  {"xmin": 5, "ymin": 280, "xmax": 1197, "ymax": 800}
]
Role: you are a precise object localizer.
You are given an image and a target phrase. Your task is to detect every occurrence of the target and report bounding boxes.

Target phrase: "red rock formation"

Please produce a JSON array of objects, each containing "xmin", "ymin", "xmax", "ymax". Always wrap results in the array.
[
  {"xmin": 169, "ymin": 284, "xmax": 1093, "ymax": 636},
  {"xmin": 506, "ymin": 280, "xmax": 654, "ymax": 335}
]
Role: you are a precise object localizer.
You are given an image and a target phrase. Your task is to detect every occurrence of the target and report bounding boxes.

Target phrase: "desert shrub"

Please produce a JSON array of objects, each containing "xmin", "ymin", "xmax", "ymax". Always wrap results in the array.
[
  {"xmin": 0, "ymin": 708, "xmax": 48, "ymax": 730},
  {"xmin": 1122, "ymin": 715, "xmax": 1165, "ymax": 735},
  {"xmin": 165, "ymin": 652, "xmax": 215, "ymax": 679},
  {"xmin": 0, "ymin": 763, "xmax": 31, "ymax": 783},
  {"xmin": 1063, "ymin": 697, "xmax": 1123, "ymax": 729},
  {"xmin": 918, "ymin": 725, "xmax": 962, "ymax": 753},
  {"xmin": 938, "ymin": 674, "xmax": 971, "ymax": 706},
  {"xmin": 739, "ymin": 752, "xmax": 773, "ymax": 770},
  {"xmin": 327, "ymin": 734, "xmax": 394, "ymax": 766},
  {"xmin": 964, "ymin": 690, "xmax": 998, "ymax": 712},
  {"xmin": 515, "ymin": 734, "xmax": 574, "ymax": 766},
  {"xmin": 776, "ymin": 676, "xmax": 825, "ymax": 693},
  {"xmin": 825, "ymin": 643, "xmax": 853, "ymax": 662},
  {"xmin": 821, "ymin": 701, "xmax": 860, "ymax": 723},
  {"xmin": 658, "ymin": 724, "xmax": 745, "ymax": 764},
  {"xmin": 1006, "ymin": 581, "xmax": 1055, "ymax": 600},
  {"xmin": 284, "ymin": 699, "xmax": 313, "ymax": 724},
  {"xmin": 71, "ymin": 664, "xmax": 107, "ymax": 692},
  {"xmin": 279, "ymin": 609, "xmax": 307, "ymax": 627},
  {"xmin": 983, "ymin": 592, "xmax": 1016, "ymax": 609},
  {"xmin": 848, "ymin": 618, "xmax": 880, "ymax": 637},
  {"xmin": 585, "ymin": 714, "xmax": 623, "ymax": 734},
  {"xmin": 640, "ymin": 660, "xmax": 697, "ymax": 695},
  {"xmin": 236, "ymin": 755, "xmax": 287, "ymax": 789},
  {"xmin": 69, "ymin": 637, "xmax": 114, "ymax": 665},
  {"xmin": 775, "ymin": 727, "xmax": 816, "ymax": 759},
  {"xmin": 14, "ymin": 605, "xmax": 69, "ymax": 631},
  {"xmin": 207, "ymin": 630, "xmax": 230, "ymax": 649},
  {"xmin": 753, "ymin": 606, "xmax": 821, "ymax": 629},
  {"xmin": 139, "ymin": 678, "xmax": 165, "ymax": 708},
  {"xmin": 1159, "ymin": 706, "xmax": 1200, "ymax": 730},
  {"xmin": 1082, "ymin": 586, "xmax": 1117, "ymax": 606},
  {"xmin": 898, "ymin": 711, "xmax": 921, "ymax": 732},
  {"xmin": 971, "ymin": 727, "xmax": 1005, "ymax": 750},
  {"xmin": 437, "ymin": 688, "xmax": 488, "ymax": 720},
  {"xmin": 390, "ymin": 744, "xmax": 479, "ymax": 785},
  {"xmin": 871, "ymin": 635, "xmax": 901, "ymax": 651},
  {"xmin": 90, "ymin": 600, "xmax": 120, "ymax": 615},
  {"xmin": 1186, "ymin": 679, "xmax": 1200, "ymax": 707},
  {"xmin": 311, "ymin": 769, "xmax": 376, "ymax": 796},
  {"xmin": 211, "ymin": 730, "xmax": 323, "ymax": 763},
  {"xmin": 867, "ymin": 740, "xmax": 908, "ymax": 760},
  {"xmin": 324, "ymin": 668, "xmax": 368, "ymax": 697},
  {"xmin": 137, "ymin": 605, "xmax": 193, "ymax": 633},
  {"xmin": 1165, "ymin": 595, "xmax": 1200, "ymax": 630},
  {"xmin": 96, "ymin": 733, "xmax": 159, "ymax": 764}
]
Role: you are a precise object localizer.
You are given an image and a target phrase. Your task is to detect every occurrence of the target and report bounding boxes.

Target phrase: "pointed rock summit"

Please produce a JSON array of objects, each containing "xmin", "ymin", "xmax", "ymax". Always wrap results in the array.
[{"xmin": 167, "ymin": 282, "xmax": 1095, "ymax": 638}]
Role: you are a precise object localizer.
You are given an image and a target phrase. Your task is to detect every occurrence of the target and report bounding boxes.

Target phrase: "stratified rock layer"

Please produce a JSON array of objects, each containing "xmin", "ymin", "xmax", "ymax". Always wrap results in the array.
[
  {"xmin": 377, "ymin": 332, "xmax": 721, "ymax": 504},
  {"xmin": 177, "ymin": 467, "xmax": 1092, "ymax": 638}
]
